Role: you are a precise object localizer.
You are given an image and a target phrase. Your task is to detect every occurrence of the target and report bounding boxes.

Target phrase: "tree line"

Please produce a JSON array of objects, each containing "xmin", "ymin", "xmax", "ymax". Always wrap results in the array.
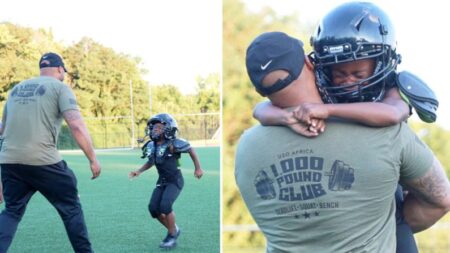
[{"xmin": 0, "ymin": 22, "xmax": 219, "ymax": 148}]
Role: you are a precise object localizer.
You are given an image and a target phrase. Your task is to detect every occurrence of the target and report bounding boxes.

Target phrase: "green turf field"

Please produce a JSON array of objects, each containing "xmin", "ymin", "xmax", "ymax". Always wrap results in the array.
[{"xmin": 2, "ymin": 147, "xmax": 220, "ymax": 253}]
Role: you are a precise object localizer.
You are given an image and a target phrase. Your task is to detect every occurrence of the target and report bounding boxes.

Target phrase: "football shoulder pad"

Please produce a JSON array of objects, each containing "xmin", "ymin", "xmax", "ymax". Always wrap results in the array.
[
  {"xmin": 141, "ymin": 140, "xmax": 155, "ymax": 161},
  {"xmin": 172, "ymin": 138, "xmax": 191, "ymax": 153},
  {"xmin": 396, "ymin": 71, "xmax": 439, "ymax": 123}
]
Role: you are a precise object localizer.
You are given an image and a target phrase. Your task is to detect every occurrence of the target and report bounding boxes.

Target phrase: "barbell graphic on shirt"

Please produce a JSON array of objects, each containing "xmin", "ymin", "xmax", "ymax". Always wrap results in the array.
[
  {"xmin": 325, "ymin": 160, "xmax": 355, "ymax": 191},
  {"xmin": 254, "ymin": 170, "xmax": 276, "ymax": 200},
  {"xmin": 253, "ymin": 160, "xmax": 355, "ymax": 200}
]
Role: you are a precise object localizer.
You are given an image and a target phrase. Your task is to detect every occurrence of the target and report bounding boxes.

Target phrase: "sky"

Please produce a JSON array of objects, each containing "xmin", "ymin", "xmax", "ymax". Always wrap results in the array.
[
  {"xmin": 244, "ymin": 0, "xmax": 450, "ymax": 129},
  {"xmin": 0, "ymin": 0, "xmax": 221, "ymax": 95}
]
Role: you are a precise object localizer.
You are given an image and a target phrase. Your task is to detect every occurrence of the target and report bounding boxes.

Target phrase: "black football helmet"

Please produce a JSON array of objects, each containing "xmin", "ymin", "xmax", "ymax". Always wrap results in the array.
[
  {"xmin": 310, "ymin": 2, "xmax": 401, "ymax": 103},
  {"xmin": 146, "ymin": 113, "xmax": 178, "ymax": 141}
]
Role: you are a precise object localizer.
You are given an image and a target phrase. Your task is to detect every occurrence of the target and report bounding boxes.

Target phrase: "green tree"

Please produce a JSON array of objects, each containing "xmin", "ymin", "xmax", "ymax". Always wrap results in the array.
[
  {"xmin": 0, "ymin": 24, "xmax": 150, "ymax": 149},
  {"xmin": 150, "ymin": 84, "xmax": 185, "ymax": 115},
  {"xmin": 195, "ymin": 73, "xmax": 220, "ymax": 113},
  {"xmin": 0, "ymin": 23, "xmax": 61, "ymax": 102},
  {"xmin": 0, "ymin": 22, "xmax": 219, "ymax": 148},
  {"xmin": 60, "ymin": 37, "xmax": 150, "ymax": 148},
  {"xmin": 63, "ymin": 37, "xmax": 148, "ymax": 119},
  {"xmin": 409, "ymin": 121, "xmax": 450, "ymax": 175}
]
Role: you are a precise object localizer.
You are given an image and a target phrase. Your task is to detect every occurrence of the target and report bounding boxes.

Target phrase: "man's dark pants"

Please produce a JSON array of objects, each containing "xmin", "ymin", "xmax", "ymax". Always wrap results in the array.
[{"xmin": 0, "ymin": 161, "xmax": 92, "ymax": 253}]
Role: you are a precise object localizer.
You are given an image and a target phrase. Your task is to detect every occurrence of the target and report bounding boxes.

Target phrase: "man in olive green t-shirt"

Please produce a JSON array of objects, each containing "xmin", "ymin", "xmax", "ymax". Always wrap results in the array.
[
  {"xmin": 0, "ymin": 52, "xmax": 101, "ymax": 253},
  {"xmin": 236, "ymin": 32, "xmax": 450, "ymax": 252}
]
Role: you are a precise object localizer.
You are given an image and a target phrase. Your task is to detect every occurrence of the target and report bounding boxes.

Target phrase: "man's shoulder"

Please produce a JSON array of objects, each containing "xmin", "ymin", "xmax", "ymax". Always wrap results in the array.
[
  {"xmin": 327, "ymin": 120, "xmax": 417, "ymax": 148},
  {"xmin": 244, "ymin": 124, "xmax": 291, "ymax": 134},
  {"xmin": 326, "ymin": 118, "xmax": 404, "ymax": 134},
  {"xmin": 11, "ymin": 77, "xmax": 62, "ymax": 95},
  {"xmin": 238, "ymin": 120, "xmax": 407, "ymax": 145},
  {"xmin": 240, "ymin": 124, "xmax": 288, "ymax": 140},
  {"xmin": 38, "ymin": 76, "xmax": 66, "ymax": 86},
  {"xmin": 17, "ymin": 76, "xmax": 65, "ymax": 90},
  {"xmin": 15, "ymin": 77, "xmax": 41, "ymax": 86},
  {"xmin": 237, "ymin": 124, "xmax": 301, "ymax": 153}
]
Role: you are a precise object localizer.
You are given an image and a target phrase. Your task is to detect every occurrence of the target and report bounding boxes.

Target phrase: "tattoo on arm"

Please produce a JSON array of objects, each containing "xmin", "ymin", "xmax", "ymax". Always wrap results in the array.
[
  {"xmin": 63, "ymin": 110, "xmax": 82, "ymax": 122},
  {"xmin": 409, "ymin": 159, "xmax": 450, "ymax": 205}
]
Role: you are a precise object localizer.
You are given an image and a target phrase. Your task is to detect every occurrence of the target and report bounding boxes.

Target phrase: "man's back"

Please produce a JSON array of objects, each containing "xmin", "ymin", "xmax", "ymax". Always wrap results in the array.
[
  {"xmin": 235, "ymin": 120, "xmax": 432, "ymax": 252},
  {"xmin": 0, "ymin": 76, "xmax": 78, "ymax": 165}
]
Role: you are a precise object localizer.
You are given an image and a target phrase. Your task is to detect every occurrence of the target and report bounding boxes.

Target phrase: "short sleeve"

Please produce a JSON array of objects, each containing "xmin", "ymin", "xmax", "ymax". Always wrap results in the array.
[
  {"xmin": 58, "ymin": 85, "xmax": 79, "ymax": 113},
  {"xmin": 399, "ymin": 124, "xmax": 434, "ymax": 181}
]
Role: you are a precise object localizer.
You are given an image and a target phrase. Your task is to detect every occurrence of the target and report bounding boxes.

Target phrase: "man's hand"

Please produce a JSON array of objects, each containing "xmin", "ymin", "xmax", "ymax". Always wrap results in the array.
[
  {"xmin": 90, "ymin": 160, "xmax": 101, "ymax": 180},
  {"xmin": 194, "ymin": 168, "xmax": 204, "ymax": 179}
]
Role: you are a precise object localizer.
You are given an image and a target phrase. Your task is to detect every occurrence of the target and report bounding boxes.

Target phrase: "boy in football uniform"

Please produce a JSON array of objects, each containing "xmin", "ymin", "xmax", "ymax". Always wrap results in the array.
[{"xmin": 129, "ymin": 113, "xmax": 203, "ymax": 249}]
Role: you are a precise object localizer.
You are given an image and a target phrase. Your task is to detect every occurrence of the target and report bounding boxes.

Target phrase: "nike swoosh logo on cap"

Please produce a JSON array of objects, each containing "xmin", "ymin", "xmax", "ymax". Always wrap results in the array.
[{"xmin": 260, "ymin": 60, "xmax": 273, "ymax": 70}]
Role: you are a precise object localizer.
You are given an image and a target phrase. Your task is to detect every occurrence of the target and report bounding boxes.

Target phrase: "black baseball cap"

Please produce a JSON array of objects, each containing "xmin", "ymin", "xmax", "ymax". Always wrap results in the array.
[
  {"xmin": 39, "ymin": 52, "xmax": 67, "ymax": 72},
  {"xmin": 246, "ymin": 32, "xmax": 305, "ymax": 96}
]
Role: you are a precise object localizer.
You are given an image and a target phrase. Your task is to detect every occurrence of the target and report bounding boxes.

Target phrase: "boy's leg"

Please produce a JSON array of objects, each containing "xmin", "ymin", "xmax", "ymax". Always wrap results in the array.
[
  {"xmin": 156, "ymin": 214, "xmax": 169, "ymax": 229},
  {"xmin": 395, "ymin": 184, "xmax": 418, "ymax": 253},
  {"xmin": 164, "ymin": 212, "xmax": 177, "ymax": 236},
  {"xmin": 149, "ymin": 186, "xmax": 164, "ymax": 225},
  {"xmin": 149, "ymin": 185, "xmax": 174, "ymax": 246},
  {"xmin": 158, "ymin": 177, "xmax": 183, "ymax": 249},
  {"xmin": 0, "ymin": 164, "xmax": 36, "ymax": 253},
  {"xmin": 160, "ymin": 176, "xmax": 183, "ymax": 235},
  {"xmin": 32, "ymin": 161, "xmax": 93, "ymax": 253}
]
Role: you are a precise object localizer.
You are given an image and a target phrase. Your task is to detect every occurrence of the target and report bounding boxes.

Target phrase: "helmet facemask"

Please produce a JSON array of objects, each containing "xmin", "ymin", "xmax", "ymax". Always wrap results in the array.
[
  {"xmin": 313, "ymin": 45, "xmax": 399, "ymax": 103},
  {"xmin": 310, "ymin": 2, "xmax": 401, "ymax": 104},
  {"xmin": 149, "ymin": 123, "xmax": 164, "ymax": 141},
  {"xmin": 146, "ymin": 113, "xmax": 178, "ymax": 141}
]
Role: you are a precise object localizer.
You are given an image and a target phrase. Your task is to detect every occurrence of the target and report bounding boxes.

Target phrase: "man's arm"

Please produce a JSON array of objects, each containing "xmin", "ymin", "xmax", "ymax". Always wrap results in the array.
[
  {"xmin": 402, "ymin": 157, "xmax": 450, "ymax": 233},
  {"xmin": 63, "ymin": 109, "xmax": 101, "ymax": 179}
]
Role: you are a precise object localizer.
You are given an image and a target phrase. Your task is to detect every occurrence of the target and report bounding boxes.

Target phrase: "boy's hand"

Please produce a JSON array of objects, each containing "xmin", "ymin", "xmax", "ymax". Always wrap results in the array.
[
  {"xmin": 287, "ymin": 122, "xmax": 319, "ymax": 137},
  {"xmin": 293, "ymin": 103, "xmax": 330, "ymax": 125},
  {"xmin": 194, "ymin": 168, "xmax": 204, "ymax": 179},
  {"xmin": 309, "ymin": 119, "xmax": 326, "ymax": 134},
  {"xmin": 129, "ymin": 171, "xmax": 141, "ymax": 180}
]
